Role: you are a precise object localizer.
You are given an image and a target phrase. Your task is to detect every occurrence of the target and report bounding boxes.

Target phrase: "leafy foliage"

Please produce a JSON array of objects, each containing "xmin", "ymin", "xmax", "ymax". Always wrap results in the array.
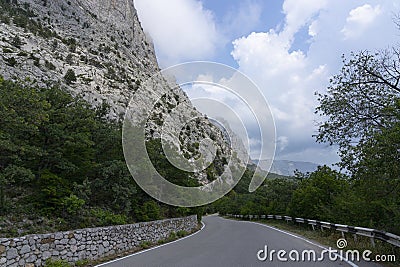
[
  {"xmin": 0, "ymin": 0, "xmax": 60, "ymax": 39},
  {"xmin": 146, "ymin": 139, "xmax": 199, "ymax": 187},
  {"xmin": 64, "ymin": 69, "xmax": 77, "ymax": 84},
  {"xmin": 314, "ymin": 48, "xmax": 400, "ymax": 233},
  {"xmin": 0, "ymin": 78, "xmax": 199, "ymax": 237},
  {"xmin": 213, "ymin": 49, "xmax": 400, "ymax": 235},
  {"xmin": 315, "ymin": 51, "xmax": 400, "ymax": 173},
  {"xmin": 288, "ymin": 166, "xmax": 348, "ymax": 220}
]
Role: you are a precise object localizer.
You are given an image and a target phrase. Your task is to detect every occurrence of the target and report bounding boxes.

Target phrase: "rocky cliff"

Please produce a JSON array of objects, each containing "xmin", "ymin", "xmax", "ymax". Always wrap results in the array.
[{"xmin": 0, "ymin": 0, "xmax": 232, "ymax": 184}]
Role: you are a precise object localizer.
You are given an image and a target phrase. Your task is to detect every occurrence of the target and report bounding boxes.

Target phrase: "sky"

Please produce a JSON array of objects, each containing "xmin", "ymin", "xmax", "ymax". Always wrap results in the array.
[{"xmin": 134, "ymin": 0, "xmax": 400, "ymax": 166}]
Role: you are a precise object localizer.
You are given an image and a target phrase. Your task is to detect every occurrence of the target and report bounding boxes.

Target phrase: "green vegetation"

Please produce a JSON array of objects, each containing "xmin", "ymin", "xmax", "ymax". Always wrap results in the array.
[
  {"xmin": 0, "ymin": 0, "xmax": 59, "ymax": 39},
  {"xmin": 44, "ymin": 259, "xmax": 71, "ymax": 267},
  {"xmin": 213, "ymin": 47, "xmax": 400, "ymax": 236},
  {"xmin": 177, "ymin": 229, "xmax": 189, "ymax": 238},
  {"xmin": 247, "ymin": 218, "xmax": 399, "ymax": 265},
  {"xmin": 139, "ymin": 241, "xmax": 153, "ymax": 249},
  {"xmin": 314, "ymin": 50, "xmax": 400, "ymax": 234},
  {"xmin": 64, "ymin": 69, "xmax": 77, "ymax": 84},
  {"xmin": 215, "ymin": 162, "xmax": 399, "ymax": 235},
  {"xmin": 0, "ymin": 77, "xmax": 199, "ymax": 237},
  {"xmin": 146, "ymin": 139, "xmax": 199, "ymax": 188},
  {"xmin": 208, "ymin": 167, "xmax": 293, "ymax": 215},
  {"xmin": 3, "ymin": 56, "xmax": 17, "ymax": 66},
  {"xmin": 45, "ymin": 60, "xmax": 56, "ymax": 71}
]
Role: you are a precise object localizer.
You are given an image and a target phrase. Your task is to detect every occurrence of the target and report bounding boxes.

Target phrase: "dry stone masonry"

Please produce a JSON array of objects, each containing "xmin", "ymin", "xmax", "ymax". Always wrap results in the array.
[{"xmin": 0, "ymin": 215, "xmax": 197, "ymax": 266}]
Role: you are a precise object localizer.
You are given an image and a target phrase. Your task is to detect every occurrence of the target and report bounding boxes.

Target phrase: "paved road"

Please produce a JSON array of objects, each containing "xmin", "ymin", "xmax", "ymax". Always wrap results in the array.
[{"xmin": 99, "ymin": 215, "xmax": 377, "ymax": 267}]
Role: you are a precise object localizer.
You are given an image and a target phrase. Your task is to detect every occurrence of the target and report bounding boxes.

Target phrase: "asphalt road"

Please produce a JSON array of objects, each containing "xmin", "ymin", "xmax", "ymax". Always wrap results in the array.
[{"xmin": 99, "ymin": 215, "xmax": 379, "ymax": 267}]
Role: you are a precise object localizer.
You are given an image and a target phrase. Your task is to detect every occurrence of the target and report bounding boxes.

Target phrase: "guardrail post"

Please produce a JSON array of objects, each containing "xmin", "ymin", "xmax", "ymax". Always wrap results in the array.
[
  {"xmin": 311, "ymin": 224, "xmax": 315, "ymax": 231},
  {"xmin": 370, "ymin": 236, "xmax": 375, "ymax": 248}
]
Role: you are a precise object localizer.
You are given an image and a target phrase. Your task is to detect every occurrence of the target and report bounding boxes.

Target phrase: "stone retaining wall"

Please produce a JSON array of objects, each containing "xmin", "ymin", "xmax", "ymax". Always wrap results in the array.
[{"xmin": 0, "ymin": 215, "xmax": 198, "ymax": 266}]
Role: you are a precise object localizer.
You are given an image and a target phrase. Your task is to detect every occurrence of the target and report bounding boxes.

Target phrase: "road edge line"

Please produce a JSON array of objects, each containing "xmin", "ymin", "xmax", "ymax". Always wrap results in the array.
[
  {"xmin": 228, "ymin": 218, "xmax": 358, "ymax": 267},
  {"xmin": 95, "ymin": 221, "xmax": 206, "ymax": 266}
]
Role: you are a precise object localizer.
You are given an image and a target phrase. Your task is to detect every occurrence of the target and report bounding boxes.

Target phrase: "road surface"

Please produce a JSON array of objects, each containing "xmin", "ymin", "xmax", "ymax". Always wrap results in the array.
[{"xmin": 99, "ymin": 215, "xmax": 378, "ymax": 267}]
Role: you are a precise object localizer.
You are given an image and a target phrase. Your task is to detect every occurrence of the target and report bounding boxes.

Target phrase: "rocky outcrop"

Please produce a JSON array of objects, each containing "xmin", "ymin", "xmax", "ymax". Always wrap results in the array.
[{"xmin": 0, "ymin": 0, "xmax": 232, "ymax": 184}]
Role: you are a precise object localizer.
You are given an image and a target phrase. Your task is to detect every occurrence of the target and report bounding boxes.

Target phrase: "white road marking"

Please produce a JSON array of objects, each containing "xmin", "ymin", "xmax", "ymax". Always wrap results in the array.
[{"xmin": 232, "ymin": 218, "xmax": 358, "ymax": 267}]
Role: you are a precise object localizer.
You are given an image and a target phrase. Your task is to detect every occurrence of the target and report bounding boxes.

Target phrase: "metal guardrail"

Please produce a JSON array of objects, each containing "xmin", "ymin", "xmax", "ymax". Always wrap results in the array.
[{"xmin": 226, "ymin": 214, "xmax": 400, "ymax": 248}]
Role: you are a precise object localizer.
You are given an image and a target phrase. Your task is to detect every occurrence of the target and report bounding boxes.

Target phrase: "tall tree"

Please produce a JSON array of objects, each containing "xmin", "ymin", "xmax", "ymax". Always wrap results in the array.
[
  {"xmin": 315, "ymin": 50, "xmax": 400, "ymax": 172},
  {"xmin": 315, "ymin": 47, "xmax": 400, "ymax": 232}
]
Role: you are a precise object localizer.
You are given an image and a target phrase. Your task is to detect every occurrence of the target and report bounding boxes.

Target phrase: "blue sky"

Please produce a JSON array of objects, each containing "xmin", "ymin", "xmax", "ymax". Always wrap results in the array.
[
  {"xmin": 134, "ymin": 0, "xmax": 400, "ymax": 165},
  {"xmin": 200, "ymin": 0, "xmax": 285, "ymax": 66}
]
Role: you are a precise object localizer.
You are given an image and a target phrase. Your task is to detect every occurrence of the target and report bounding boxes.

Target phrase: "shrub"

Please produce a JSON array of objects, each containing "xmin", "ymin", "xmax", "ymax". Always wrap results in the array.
[
  {"xmin": 62, "ymin": 194, "xmax": 85, "ymax": 215},
  {"xmin": 44, "ymin": 259, "xmax": 71, "ymax": 267},
  {"xmin": 177, "ymin": 230, "xmax": 188, "ymax": 238},
  {"xmin": 64, "ymin": 69, "xmax": 77, "ymax": 84},
  {"xmin": 90, "ymin": 208, "xmax": 127, "ymax": 226},
  {"xmin": 139, "ymin": 241, "xmax": 153, "ymax": 249},
  {"xmin": 45, "ymin": 60, "xmax": 56, "ymax": 70},
  {"xmin": 2, "ymin": 48, "xmax": 13, "ymax": 53},
  {"xmin": 11, "ymin": 35, "xmax": 23, "ymax": 48},
  {"xmin": 3, "ymin": 57, "xmax": 17, "ymax": 67}
]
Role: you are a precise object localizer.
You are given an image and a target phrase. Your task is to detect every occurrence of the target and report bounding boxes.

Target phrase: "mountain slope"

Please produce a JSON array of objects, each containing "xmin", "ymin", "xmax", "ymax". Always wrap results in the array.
[{"xmin": 0, "ymin": 0, "xmax": 232, "ymax": 184}]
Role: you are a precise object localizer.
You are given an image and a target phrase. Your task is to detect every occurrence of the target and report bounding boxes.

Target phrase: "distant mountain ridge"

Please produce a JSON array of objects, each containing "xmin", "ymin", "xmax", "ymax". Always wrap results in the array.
[{"xmin": 253, "ymin": 159, "xmax": 319, "ymax": 176}]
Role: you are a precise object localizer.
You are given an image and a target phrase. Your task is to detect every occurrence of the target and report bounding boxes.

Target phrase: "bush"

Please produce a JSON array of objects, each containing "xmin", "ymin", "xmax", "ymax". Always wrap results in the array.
[
  {"xmin": 64, "ymin": 69, "xmax": 77, "ymax": 84},
  {"xmin": 45, "ymin": 60, "xmax": 56, "ymax": 70},
  {"xmin": 74, "ymin": 260, "xmax": 90, "ymax": 267},
  {"xmin": 11, "ymin": 35, "xmax": 23, "ymax": 48},
  {"xmin": 166, "ymin": 231, "xmax": 177, "ymax": 242},
  {"xmin": 177, "ymin": 230, "xmax": 188, "ymax": 238},
  {"xmin": 90, "ymin": 208, "xmax": 127, "ymax": 226},
  {"xmin": 44, "ymin": 259, "xmax": 71, "ymax": 267},
  {"xmin": 3, "ymin": 57, "xmax": 17, "ymax": 67},
  {"xmin": 62, "ymin": 194, "xmax": 85, "ymax": 215},
  {"xmin": 139, "ymin": 241, "xmax": 153, "ymax": 249}
]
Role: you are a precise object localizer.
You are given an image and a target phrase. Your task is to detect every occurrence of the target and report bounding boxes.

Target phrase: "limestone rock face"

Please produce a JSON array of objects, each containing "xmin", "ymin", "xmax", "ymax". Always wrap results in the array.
[{"xmin": 0, "ymin": 0, "xmax": 232, "ymax": 184}]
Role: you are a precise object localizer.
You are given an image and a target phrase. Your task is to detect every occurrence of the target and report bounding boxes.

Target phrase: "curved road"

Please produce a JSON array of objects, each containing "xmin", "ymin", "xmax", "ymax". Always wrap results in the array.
[{"xmin": 99, "ymin": 215, "xmax": 378, "ymax": 267}]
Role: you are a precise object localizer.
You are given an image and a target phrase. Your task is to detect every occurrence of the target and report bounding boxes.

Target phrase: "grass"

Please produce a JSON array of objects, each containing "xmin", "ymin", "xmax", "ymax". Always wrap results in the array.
[{"xmin": 229, "ymin": 217, "xmax": 399, "ymax": 266}]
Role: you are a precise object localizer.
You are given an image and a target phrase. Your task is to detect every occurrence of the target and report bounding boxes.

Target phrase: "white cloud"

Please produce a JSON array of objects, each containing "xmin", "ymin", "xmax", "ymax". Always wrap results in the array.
[
  {"xmin": 341, "ymin": 4, "xmax": 382, "ymax": 39},
  {"xmin": 230, "ymin": 0, "xmax": 398, "ymax": 165},
  {"xmin": 277, "ymin": 136, "xmax": 289, "ymax": 152},
  {"xmin": 282, "ymin": 0, "xmax": 328, "ymax": 35},
  {"xmin": 308, "ymin": 20, "xmax": 319, "ymax": 37},
  {"xmin": 231, "ymin": 30, "xmax": 307, "ymax": 79},
  {"xmin": 231, "ymin": 19, "xmax": 327, "ymax": 161},
  {"xmin": 135, "ymin": 0, "xmax": 400, "ymax": 165},
  {"xmin": 134, "ymin": 0, "xmax": 219, "ymax": 67}
]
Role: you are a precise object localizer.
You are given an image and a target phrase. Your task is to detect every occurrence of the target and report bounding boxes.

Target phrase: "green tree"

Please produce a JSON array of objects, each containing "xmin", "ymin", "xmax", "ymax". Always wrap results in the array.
[
  {"xmin": 351, "ymin": 114, "xmax": 400, "ymax": 233},
  {"xmin": 315, "ymin": 51, "xmax": 400, "ymax": 172},
  {"xmin": 315, "ymin": 48, "xmax": 400, "ymax": 232},
  {"xmin": 146, "ymin": 139, "xmax": 198, "ymax": 187},
  {"xmin": 64, "ymin": 69, "xmax": 77, "ymax": 84},
  {"xmin": 62, "ymin": 194, "xmax": 85, "ymax": 216},
  {"xmin": 289, "ymin": 166, "xmax": 348, "ymax": 220},
  {"xmin": 36, "ymin": 170, "xmax": 69, "ymax": 213},
  {"xmin": 0, "ymin": 77, "xmax": 49, "ymax": 214},
  {"xmin": 0, "ymin": 76, "xmax": 203, "ymax": 235}
]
